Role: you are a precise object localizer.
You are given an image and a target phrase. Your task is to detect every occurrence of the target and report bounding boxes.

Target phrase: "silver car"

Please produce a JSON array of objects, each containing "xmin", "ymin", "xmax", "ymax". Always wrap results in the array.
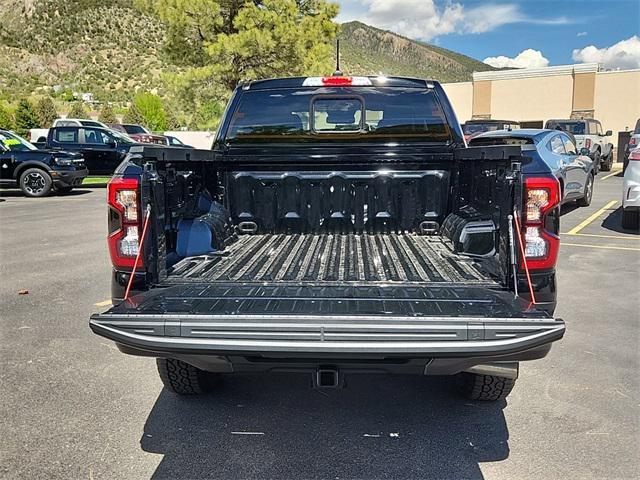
[
  {"xmin": 622, "ymin": 148, "xmax": 640, "ymax": 230},
  {"xmin": 470, "ymin": 129, "xmax": 595, "ymax": 206}
]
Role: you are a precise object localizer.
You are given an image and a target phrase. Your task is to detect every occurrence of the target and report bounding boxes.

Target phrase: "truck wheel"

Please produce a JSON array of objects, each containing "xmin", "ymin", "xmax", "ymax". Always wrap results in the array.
[
  {"xmin": 156, "ymin": 358, "xmax": 218, "ymax": 395},
  {"xmin": 576, "ymin": 173, "xmax": 594, "ymax": 207},
  {"xmin": 622, "ymin": 209, "xmax": 640, "ymax": 231},
  {"xmin": 600, "ymin": 152, "xmax": 613, "ymax": 172},
  {"xmin": 19, "ymin": 168, "xmax": 52, "ymax": 197},
  {"xmin": 457, "ymin": 373, "xmax": 516, "ymax": 401}
]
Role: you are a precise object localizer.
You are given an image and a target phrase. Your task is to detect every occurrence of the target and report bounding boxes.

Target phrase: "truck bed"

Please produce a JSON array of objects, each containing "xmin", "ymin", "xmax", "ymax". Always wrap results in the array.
[{"xmin": 166, "ymin": 233, "xmax": 498, "ymax": 285}]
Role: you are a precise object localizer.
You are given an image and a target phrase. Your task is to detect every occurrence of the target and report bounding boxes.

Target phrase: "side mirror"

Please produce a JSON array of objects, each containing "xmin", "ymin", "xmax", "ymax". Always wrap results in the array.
[
  {"xmin": 604, "ymin": 130, "xmax": 612, "ymax": 137},
  {"xmin": 580, "ymin": 147, "xmax": 590, "ymax": 156},
  {"xmin": 106, "ymin": 139, "xmax": 117, "ymax": 148}
]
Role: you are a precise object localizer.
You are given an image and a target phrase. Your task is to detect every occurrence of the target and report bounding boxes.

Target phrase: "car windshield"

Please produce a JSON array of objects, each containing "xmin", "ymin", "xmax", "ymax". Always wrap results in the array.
[
  {"xmin": 226, "ymin": 87, "xmax": 451, "ymax": 144},
  {"xmin": 462, "ymin": 123, "xmax": 501, "ymax": 135},
  {"xmin": 0, "ymin": 130, "xmax": 38, "ymax": 151},
  {"xmin": 108, "ymin": 129, "xmax": 135, "ymax": 143},
  {"xmin": 547, "ymin": 121, "xmax": 585, "ymax": 135},
  {"xmin": 123, "ymin": 125, "xmax": 147, "ymax": 134}
]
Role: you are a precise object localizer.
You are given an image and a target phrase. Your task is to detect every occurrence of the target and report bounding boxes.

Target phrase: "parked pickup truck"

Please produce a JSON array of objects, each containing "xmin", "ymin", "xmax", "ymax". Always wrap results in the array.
[
  {"xmin": 42, "ymin": 125, "xmax": 139, "ymax": 175},
  {"xmin": 90, "ymin": 76, "xmax": 565, "ymax": 401},
  {"xmin": 545, "ymin": 119, "xmax": 614, "ymax": 173}
]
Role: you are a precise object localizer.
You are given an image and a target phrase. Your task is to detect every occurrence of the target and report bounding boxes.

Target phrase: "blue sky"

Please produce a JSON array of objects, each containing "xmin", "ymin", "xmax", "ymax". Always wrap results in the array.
[{"xmin": 336, "ymin": 0, "xmax": 640, "ymax": 69}]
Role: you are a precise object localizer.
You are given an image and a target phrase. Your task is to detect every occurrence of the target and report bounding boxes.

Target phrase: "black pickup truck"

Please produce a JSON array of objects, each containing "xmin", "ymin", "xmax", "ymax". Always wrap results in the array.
[
  {"xmin": 90, "ymin": 76, "xmax": 565, "ymax": 401},
  {"xmin": 40, "ymin": 125, "xmax": 139, "ymax": 175}
]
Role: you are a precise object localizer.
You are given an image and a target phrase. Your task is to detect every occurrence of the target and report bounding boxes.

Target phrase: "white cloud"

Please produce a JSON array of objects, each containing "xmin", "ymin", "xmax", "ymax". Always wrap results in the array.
[
  {"xmin": 577, "ymin": 31, "xmax": 588, "ymax": 37},
  {"xmin": 572, "ymin": 36, "xmax": 640, "ymax": 70},
  {"xmin": 483, "ymin": 49, "xmax": 550, "ymax": 69},
  {"xmin": 351, "ymin": 1, "xmax": 570, "ymax": 40}
]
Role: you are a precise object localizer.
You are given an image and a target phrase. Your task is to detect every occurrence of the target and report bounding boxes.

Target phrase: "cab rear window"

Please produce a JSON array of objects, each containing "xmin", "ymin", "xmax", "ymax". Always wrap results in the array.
[{"xmin": 226, "ymin": 87, "xmax": 451, "ymax": 144}]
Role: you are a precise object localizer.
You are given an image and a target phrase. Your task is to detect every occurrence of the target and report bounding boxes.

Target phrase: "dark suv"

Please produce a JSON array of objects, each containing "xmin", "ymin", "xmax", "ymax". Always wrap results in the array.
[{"xmin": 0, "ymin": 129, "xmax": 87, "ymax": 197}]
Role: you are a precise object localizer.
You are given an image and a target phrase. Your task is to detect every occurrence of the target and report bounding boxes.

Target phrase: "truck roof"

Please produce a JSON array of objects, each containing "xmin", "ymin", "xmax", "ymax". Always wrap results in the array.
[{"xmin": 241, "ymin": 76, "xmax": 437, "ymax": 90}]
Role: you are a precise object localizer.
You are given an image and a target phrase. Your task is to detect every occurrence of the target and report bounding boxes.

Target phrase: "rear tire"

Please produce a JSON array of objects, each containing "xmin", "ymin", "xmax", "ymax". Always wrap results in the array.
[
  {"xmin": 622, "ymin": 209, "xmax": 640, "ymax": 231},
  {"xmin": 600, "ymin": 152, "xmax": 613, "ymax": 172},
  {"xmin": 19, "ymin": 168, "xmax": 52, "ymax": 197},
  {"xmin": 576, "ymin": 173, "xmax": 594, "ymax": 207},
  {"xmin": 156, "ymin": 358, "xmax": 218, "ymax": 395},
  {"xmin": 457, "ymin": 373, "xmax": 516, "ymax": 401}
]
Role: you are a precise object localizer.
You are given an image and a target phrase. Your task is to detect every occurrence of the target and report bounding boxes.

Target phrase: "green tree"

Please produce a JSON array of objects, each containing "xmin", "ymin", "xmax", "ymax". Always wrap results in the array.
[
  {"xmin": 143, "ymin": 0, "xmax": 339, "ymax": 125},
  {"xmin": 67, "ymin": 102, "xmax": 88, "ymax": 119},
  {"xmin": 14, "ymin": 98, "xmax": 39, "ymax": 136},
  {"xmin": 34, "ymin": 97, "xmax": 58, "ymax": 128},
  {"xmin": 0, "ymin": 102, "xmax": 14, "ymax": 130},
  {"xmin": 125, "ymin": 92, "xmax": 167, "ymax": 131},
  {"xmin": 98, "ymin": 103, "xmax": 117, "ymax": 124}
]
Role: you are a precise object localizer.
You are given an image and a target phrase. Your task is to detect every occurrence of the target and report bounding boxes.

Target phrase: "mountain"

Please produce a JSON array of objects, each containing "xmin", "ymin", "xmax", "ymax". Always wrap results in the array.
[
  {"xmin": 0, "ymin": 0, "xmax": 168, "ymax": 102},
  {"xmin": 339, "ymin": 21, "xmax": 496, "ymax": 82},
  {"xmin": 0, "ymin": 3, "xmax": 494, "ymax": 105}
]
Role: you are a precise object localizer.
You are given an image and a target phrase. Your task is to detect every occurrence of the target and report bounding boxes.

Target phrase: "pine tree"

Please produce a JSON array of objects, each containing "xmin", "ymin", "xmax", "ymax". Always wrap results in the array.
[
  {"xmin": 67, "ymin": 102, "xmax": 88, "ymax": 119},
  {"xmin": 98, "ymin": 104, "xmax": 117, "ymax": 124},
  {"xmin": 34, "ymin": 97, "xmax": 58, "ymax": 128},
  {"xmin": 122, "ymin": 103, "xmax": 145, "ymax": 126},
  {"xmin": 14, "ymin": 99, "xmax": 40, "ymax": 136}
]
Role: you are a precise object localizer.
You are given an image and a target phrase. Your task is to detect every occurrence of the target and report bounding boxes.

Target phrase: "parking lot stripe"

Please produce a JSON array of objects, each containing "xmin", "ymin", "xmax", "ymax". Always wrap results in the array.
[
  {"xmin": 563, "ymin": 242, "xmax": 640, "ymax": 252},
  {"xmin": 566, "ymin": 200, "xmax": 618, "ymax": 235},
  {"xmin": 94, "ymin": 300, "xmax": 112, "ymax": 307},
  {"xmin": 600, "ymin": 171, "xmax": 622, "ymax": 180},
  {"xmin": 563, "ymin": 233, "xmax": 640, "ymax": 241}
]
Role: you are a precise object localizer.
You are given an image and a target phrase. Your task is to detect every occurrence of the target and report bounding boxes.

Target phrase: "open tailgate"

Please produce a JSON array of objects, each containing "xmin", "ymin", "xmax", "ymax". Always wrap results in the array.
[{"xmin": 90, "ymin": 283, "xmax": 564, "ymax": 356}]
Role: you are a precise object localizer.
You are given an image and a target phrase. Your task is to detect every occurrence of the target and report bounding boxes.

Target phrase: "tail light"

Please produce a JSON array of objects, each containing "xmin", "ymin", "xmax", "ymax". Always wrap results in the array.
[
  {"xmin": 302, "ymin": 76, "xmax": 372, "ymax": 86},
  {"xmin": 522, "ymin": 176, "xmax": 560, "ymax": 270},
  {"xmin": 584, "ymin": 138, "xmax": 592, "ymax": 149},
  {"xmin": 107, "ymin": 177, "xmax": 141, "ymax": 269},
  {"xmin": 630, "ymin": 137, "xmax": 637, "ymax": 147},
  {"xmin": 630, "ymin": 149, "xmax": 640, "ymax": 161}
]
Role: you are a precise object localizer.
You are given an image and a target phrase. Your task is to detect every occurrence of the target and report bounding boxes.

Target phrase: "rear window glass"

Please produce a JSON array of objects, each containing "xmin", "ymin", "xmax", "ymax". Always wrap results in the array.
[
  {"xmin": 463, "ymin": 123, "xmax": 502, "ymax": 135},
  {"xmin": 226, "ymin": 87, "xmax": 451, "ymax": 143},
  {"xmin": 469, "ymin": 136, "xmax": 533, "ymax": 146},
  {"xmin": 123, "ymin": 125, "xmax": 146, "ymax": 134},
  {"xmin": 634, "ymin": 119, "xmax": 640, "ymax": 134},
  {"xmin": 54, "ymin": 129, "xmax": 78, "ymax": 143},
  {"xmin": 546, "ymin": 121, "xmax": 585, "ymax": 135}
]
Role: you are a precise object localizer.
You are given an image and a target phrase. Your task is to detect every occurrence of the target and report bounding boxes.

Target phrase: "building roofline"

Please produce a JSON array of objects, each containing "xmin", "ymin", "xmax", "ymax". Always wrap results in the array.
[{"xmin": 473, "ymin": 63, "xmax": 600, "ymax": 81}]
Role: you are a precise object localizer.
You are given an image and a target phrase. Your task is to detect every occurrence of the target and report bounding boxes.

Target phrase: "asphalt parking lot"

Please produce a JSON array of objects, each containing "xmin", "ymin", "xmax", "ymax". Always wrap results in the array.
[{"xmin": 1, "ymin": 169, "xmax": 638, "ymax": 480}]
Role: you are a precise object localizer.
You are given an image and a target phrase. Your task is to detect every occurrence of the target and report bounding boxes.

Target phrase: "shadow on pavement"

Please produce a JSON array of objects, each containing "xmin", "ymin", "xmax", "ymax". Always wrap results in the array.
[
  {"xmin": 0, "ymin": 188, "xmax": 92, "ymax": 198},
  {"xmin": 560, "ymin": 202, "xmax": 580, "ymax": 217},
  {"xmin": 602, "ymin": 207, "xmax": 639, "ymax": 235},
  {"xmin": 141, "ymin": 374, "xmax": 509, "ymax": 479}
]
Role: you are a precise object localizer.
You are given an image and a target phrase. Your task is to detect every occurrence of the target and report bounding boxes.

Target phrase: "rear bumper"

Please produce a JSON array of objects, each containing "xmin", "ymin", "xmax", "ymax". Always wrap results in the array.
[
  {"xmin": 51, "ymin": 168, "xmax": 88, "ymax": 187},
  {"xmin": 89, "ymin": 314, "xmax": 565, "ymax": 358}
]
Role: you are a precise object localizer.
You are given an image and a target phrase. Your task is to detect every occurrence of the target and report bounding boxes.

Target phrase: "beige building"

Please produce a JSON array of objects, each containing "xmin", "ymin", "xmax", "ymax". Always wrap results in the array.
[{"xmin": 442, "ymin": 63, "xmax": 640, "ymax": 138}]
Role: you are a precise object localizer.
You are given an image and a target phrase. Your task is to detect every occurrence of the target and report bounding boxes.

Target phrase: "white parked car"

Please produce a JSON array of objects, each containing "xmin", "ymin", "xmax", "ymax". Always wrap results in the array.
[
  {"xmin": 622, "ymin": 148, "xmax": 640, "ymax": 230},
  {"xmin": 545, "ymin": 119, "xmax": 614, "ymax": 173}
]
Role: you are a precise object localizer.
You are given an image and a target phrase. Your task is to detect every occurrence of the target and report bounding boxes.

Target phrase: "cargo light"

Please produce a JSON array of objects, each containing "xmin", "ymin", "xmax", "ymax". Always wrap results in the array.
[
  {"xmin": 302, "ymin": 76, "xmax": 373, "ymax": 87},
  {"xmin": 107, "ymin": 177, "xmax": 142, "ymax": 269},
  {"xmin": 521, "ymin": 176, "xmax": 560, "ymax": 270}
]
